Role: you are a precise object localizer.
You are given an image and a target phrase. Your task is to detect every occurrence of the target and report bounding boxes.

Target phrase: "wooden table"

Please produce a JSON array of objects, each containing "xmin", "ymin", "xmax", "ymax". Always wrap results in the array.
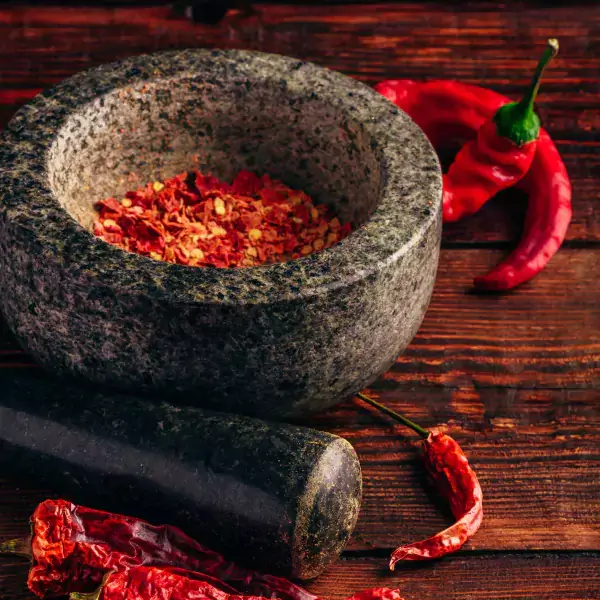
[{"xmin": 0, "ymin": 3, "xmax": 598, "ymax": 599}]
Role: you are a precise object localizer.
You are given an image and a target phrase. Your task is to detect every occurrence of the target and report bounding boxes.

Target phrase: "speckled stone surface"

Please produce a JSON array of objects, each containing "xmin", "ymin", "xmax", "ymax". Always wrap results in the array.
[
  {"xmin": 0, "ymin": 370, "xmax": 362, "ymax": 579},
  {"xmin": 0, "ymin": 49, "xmax": 442, "ymax": 418}
]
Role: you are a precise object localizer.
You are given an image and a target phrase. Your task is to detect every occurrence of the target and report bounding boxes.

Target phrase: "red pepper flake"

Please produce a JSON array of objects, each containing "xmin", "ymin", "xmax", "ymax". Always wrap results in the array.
[{"xmin": 94, "ymin": 170, "xmax": 351, "ymax": 268}]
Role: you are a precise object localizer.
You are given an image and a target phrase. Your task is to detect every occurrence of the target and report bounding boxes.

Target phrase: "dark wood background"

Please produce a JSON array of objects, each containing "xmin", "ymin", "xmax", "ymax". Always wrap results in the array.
[{"xmin": 0, "ymin": 2, "xmax": 599, "ymax": 599}]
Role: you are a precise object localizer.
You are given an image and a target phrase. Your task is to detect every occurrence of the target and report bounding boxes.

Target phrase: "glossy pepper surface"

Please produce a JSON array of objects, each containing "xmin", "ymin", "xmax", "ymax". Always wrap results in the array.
[
  {"xmin": 374, "ymin": 56, "xmax": 572, "ymax": 290},
  {"xmin": 442, "ymin": 39, "xmax": 558, "ymax": 222}
]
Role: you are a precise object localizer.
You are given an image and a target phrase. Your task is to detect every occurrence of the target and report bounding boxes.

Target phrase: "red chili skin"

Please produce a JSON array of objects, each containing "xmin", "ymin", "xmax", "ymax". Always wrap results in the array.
[
  {"xmin": 346, "ymin": 589, "xmax": 406, "ymax": 600},
  {"xmin": 374, "ymin": 79, "xmax": 572, "ymax": 290},
  {"xmin": 389, "ymin": 431, "xmax": 483, "ymax": 565},
  {"xmin": 75, "ymin": 568, "xmax": 406, "ymax": 600},
  {"xmin": 73, "ymin": 567, "xmax": 273, "ymax": 600},
  {"xmin": 10, "ymin": 499, "xmax": 317, "ymax": 600},
  {"xmin": 474, "ymin": 128, "xmax": 572, "ymax": 290},
  {"xmin": 443, "ymin": 120, "xmax": 537, "ymax": 222}
]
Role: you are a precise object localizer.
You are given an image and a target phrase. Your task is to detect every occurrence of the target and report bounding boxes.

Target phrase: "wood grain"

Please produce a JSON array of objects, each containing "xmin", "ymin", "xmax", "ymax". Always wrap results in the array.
[
  {"xmin": 309, "ymin": 555, "xmax": 600, "ymax": 600},
  {"xmin": 0, "ymin": 3, "xmax": 598, "ymax": 244},
  {"xmin": 2, "ymin": 248, "xmax": 598, "ymax": 389},
  {"xmin": 317, "ymin": 388, "xmax": 600, "ymax": 552},
  {"xmin": 0, "ymin": 3, "xmax": 598, "ymax": 600}
]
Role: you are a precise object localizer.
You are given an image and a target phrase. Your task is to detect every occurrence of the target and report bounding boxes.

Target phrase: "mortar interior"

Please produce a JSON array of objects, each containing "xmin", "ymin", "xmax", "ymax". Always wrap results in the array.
[{"xmin": 47, "ymin": 77, "xmax": 383, "ymax": 243}]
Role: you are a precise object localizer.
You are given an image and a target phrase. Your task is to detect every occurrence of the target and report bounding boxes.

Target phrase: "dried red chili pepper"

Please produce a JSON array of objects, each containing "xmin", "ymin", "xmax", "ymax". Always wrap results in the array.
[
  {"xmin": 0, "ymin": 499, "xmax": 319, "ymax": 600},
  {"xmin": 356, "ymin": 393, "xmax": 483, "ymax": 564},
  {"xmin": 69, "ymin": 568, "xmax": 405, "ymax": 600},
  {"xmin": 94, "ymin": 170, "xmax": 351, "ymax": 269},
  {"xmin": 374, "ymin": 48, "xmax": 572, "ymax": 290},
  {"xmin": 68, "ymin": 567, "xmax": 272, "ymax": 600},
  {"xmin": 346, "ymin": 590, "xmax": 405, "ymax": 600}
]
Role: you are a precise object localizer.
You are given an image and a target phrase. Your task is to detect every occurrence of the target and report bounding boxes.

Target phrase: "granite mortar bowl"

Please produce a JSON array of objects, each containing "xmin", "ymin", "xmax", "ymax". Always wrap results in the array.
[{"xmin": 0, "ymin": 49, "xmax": 442, "ymax": 419}]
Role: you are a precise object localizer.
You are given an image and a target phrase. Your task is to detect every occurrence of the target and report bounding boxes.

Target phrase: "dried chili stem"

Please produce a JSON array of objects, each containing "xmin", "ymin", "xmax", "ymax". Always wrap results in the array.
[
  {"xmin": 70, "ymin": 571, "xmax": 113, "ymax": 600},
  {"xmin": 70, "ymin": 590, "xmax": 101, "ymax": 600},
  {"xmin": 0, "ymin": 537, "xmax": 32, "ymax": 558},
  {"xmin": 356, "ymin": 393, "xmax": 429, "ymax": 438}
]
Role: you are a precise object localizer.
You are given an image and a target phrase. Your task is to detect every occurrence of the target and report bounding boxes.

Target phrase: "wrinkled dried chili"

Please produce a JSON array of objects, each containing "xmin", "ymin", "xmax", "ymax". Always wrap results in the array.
[
  {"xmin": 69, "ymin": 567, "xmax": 272, "ymax": 600},
  {"xmin": 356, "ymin": 393, "xmax": 483, "ymax": 564},
  {"xmin": 2, "ymin": 500, "xmax": 408, "ymax": 600},
  {"xmin": 94, "ymin": 170, "xmax": 351, "ymax": 268},
  {"xmin": 0, "ymin": 499, "xmax": 319, "ymax": 600},
  {"xmin": 69, "ymin": 568, "xmax": 406, "ymax": 600}
]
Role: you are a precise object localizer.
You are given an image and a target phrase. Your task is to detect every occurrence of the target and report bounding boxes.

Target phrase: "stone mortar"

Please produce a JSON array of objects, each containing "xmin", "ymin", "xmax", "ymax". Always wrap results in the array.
[{"xmin": 0, "ymin": 49, "xmax": 442, "ymax": 418}]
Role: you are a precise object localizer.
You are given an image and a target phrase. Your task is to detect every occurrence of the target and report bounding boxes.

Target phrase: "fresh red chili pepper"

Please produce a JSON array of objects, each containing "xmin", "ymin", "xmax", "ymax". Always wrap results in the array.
[
  {"xmin": 0, "ymin": 499, "xmax": 319, "ymax": 600},
  {"xmin": 374, "ymin": 56, "xmax": 572, "ymax": 290},
  {"xmin": 357, "ymin": 393, "xmax": 483, "ymax": 564},
  {"xmin": 69, "ymin": 568, "xmax": 406, "ymax": 600},
  {"xmin": 442, "ymin": 40, "xmax": 558, "ymax": 222},
  {"xmin": 473, "ymin": 127, "xmax": 572, "ymax": 290}
]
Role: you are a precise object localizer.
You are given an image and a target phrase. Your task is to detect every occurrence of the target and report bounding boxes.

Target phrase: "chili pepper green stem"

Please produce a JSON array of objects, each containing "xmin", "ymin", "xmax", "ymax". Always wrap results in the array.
[
  {"xmin": 70, "ymin": 590, "xmax": 102, "ymax": 600},
  {"xmin": 70, "ymin": 572, "xmax": 113, "ymax": 600},
  {"xmin": 494, "ymin": 38, "xmax": 559, "ymax": 146},
  {"xmin": 356, "ymin": 393, "xmax": 429, "ymax": 438},
  {"xmin": 0, "ymin": 537, "xmax": 32, "ymax": 558}
]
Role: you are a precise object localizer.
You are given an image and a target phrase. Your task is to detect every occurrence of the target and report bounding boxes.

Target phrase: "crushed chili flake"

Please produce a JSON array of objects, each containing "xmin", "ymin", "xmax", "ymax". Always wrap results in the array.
[{"xmin": 93, "ymin": 170, "xmax": 352, "ymax": 268}]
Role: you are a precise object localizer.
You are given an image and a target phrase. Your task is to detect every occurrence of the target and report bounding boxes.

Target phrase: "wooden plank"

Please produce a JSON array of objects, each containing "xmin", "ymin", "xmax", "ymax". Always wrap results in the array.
[
  {"xmin": 391, "ymin": 248, "xmax": 600, "ymax": 389},
  {"xmin": 2, "ymin": 552, "xmax": 599, "ymax": 600},
  {"xmin": 0, "ymin": 3, "xmax": 597, "ymax": 243},
  {"xmin": 309, "ymin": 555, "xmax": 600, "ymax": 600},
  {"xmin": 0, "ymin": 387, "xmax": 598, "ymax": 554},
  {"xmin": 2, "ymin": 248, "xmax": 598, "ymax": 389},
  {"xmin": 307, "ymin": 387, "xmax": 600, "ymax": 552}
]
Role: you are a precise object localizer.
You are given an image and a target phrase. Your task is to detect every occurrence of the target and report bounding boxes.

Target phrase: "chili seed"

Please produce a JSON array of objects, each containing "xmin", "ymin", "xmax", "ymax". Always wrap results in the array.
[
  {"xmin": 214, "ymin": 198, "xmax": 226, "ymax": 215},
  {"xmin": 248, "ymin": 228, "xmax": 262, "ymax": 242}
]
